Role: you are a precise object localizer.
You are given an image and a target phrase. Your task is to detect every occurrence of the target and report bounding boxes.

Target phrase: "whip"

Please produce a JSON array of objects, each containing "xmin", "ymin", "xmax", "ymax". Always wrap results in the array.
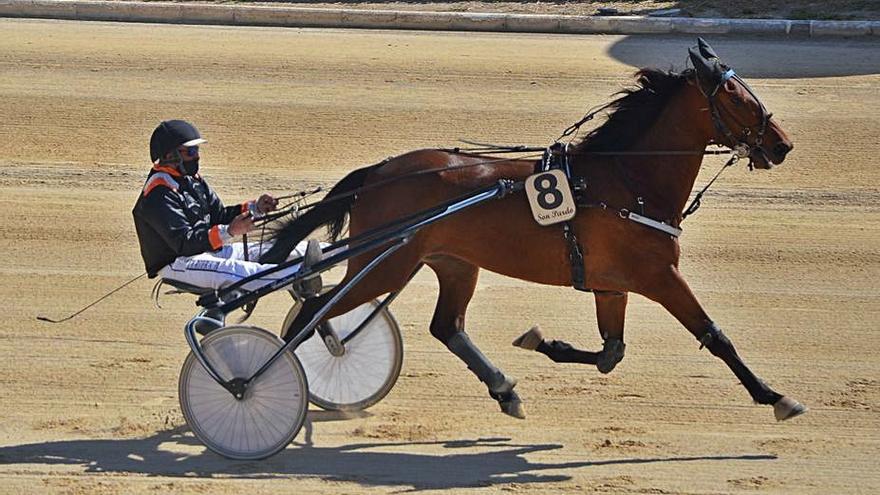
[{"xmin": 37, "ymin": 271, "xmax": 147, "ymax": 323}]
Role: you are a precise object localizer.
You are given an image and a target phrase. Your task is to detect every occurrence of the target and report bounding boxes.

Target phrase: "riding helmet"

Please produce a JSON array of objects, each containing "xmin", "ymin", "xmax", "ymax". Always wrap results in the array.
[{"xmin": 149, "ymin": 120, "xmax": 207, "ymax": 163}]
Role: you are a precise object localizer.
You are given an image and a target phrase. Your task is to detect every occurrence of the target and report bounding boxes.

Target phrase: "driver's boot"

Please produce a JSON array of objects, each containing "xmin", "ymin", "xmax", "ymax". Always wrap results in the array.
[{"xmin": 292, "ymin": 239, "xmax": 324, "ymax": 298}]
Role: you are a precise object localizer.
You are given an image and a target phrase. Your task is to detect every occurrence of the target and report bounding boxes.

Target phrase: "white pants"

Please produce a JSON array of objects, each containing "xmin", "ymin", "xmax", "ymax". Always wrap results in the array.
[{"xmin": 158, "ymin": 241, "xmax": 316, "ymax": 292}]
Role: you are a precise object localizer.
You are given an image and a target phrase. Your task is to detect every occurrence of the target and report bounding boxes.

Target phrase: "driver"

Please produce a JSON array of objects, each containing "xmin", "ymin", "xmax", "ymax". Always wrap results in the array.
[{"xmin": 132, "ymin": 120, "xmax": 317, "ymax": 302}]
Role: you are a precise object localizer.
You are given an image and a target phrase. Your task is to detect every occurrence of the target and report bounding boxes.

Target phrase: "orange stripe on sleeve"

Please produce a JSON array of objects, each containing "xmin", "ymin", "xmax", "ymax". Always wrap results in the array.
[{"xmin": 208, "ymin": 226, "xmax": 223, "ymax": 250}]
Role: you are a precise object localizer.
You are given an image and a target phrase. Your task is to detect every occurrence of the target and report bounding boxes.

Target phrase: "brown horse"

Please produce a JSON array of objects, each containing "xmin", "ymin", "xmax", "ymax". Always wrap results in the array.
[{"xmin": 261, "ymin": 39, "xmax": 805, "ymax": 422}]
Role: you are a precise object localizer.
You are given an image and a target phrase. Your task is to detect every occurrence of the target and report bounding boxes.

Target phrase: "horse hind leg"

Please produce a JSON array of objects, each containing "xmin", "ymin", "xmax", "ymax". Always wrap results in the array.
[{"xmin": 427, "ymin": 256, "xmax": 525, "ymax": 419}]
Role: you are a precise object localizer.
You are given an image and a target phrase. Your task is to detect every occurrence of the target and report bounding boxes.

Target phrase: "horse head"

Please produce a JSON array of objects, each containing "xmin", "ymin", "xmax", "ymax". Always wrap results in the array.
[{"xmin": 689, "ymin": 38, "xmax": 793, "ymax": 169}]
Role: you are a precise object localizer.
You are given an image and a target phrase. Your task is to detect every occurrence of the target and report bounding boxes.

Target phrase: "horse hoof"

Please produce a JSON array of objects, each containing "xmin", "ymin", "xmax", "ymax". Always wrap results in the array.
[
  {"xmin": 774, "ymin": 396, "xmax": 808, "ymax": 421},
  {"xmin": 596, "ymin": 338, "xmax": 625, "ymax": 374},
  {"xmin": 501, "ymin": 397, "xmax": 526, "ymax": 419},
  {"xmin": 488, "ymin": 377, "xmax": 525, "ymax": 419},
  {"xmin": 512, "ymin": 326, "xmax": 544, "ymax": 351}
]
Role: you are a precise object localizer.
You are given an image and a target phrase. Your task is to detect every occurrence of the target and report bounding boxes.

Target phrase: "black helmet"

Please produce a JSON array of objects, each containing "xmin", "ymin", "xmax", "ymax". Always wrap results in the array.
[{"xmin": 149, "ymin": 120, "xmax": 207, "ymax": 163}]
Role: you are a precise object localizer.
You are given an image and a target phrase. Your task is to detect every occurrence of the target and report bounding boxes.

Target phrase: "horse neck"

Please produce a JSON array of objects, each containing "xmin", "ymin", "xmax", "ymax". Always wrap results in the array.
[{"xmin": 627, "ymin": 87, "xmax": 713, "ymax": 218}]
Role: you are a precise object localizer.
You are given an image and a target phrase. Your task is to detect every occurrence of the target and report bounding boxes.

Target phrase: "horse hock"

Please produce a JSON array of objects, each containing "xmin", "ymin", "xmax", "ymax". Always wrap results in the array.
[{"xmin": 447, "ymin": 332, "xmax": 525, "ymax": 419}]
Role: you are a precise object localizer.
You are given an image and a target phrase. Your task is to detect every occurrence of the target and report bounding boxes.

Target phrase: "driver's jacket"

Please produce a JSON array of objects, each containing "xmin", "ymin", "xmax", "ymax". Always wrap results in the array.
[{"xmin": 132, "ymin": 165, "xmax": 249, "ymax": 278}]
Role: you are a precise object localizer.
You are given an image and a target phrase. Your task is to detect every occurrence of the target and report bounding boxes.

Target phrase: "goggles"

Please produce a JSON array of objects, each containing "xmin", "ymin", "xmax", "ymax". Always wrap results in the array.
[{"xmin": 179, "ymin": 145, "xmax": 200, "ymax": 158}]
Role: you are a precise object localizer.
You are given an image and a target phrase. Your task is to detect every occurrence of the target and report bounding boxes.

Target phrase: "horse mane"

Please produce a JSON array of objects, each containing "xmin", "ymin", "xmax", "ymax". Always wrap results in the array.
[{"xmin": 573, "ymin": 68, "xmax": 693, "ymax": 152}]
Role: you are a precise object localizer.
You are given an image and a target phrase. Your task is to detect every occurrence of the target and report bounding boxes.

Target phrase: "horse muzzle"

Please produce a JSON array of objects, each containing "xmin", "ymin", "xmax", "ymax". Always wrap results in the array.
[
  {"xmin": 772, "ymin": 141, "xmax": 794, "ymax": 163},
  {"xmin": 750, "ymin": 140, "xmax": 793, "ymax": 169}
]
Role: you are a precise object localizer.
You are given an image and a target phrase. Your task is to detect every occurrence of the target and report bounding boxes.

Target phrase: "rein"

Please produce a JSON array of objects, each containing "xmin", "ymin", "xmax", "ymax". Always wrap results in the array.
[
  {"xmin": 275, "ymin": 146, "xmax": 733, "ymax": 223},
  {"xmin": 266, "ymin": 68, "xmax": 766, "ymax": 237},
  {"xmin": 265, "ymin": 153, "xmax": 543, "ymax": 220}
]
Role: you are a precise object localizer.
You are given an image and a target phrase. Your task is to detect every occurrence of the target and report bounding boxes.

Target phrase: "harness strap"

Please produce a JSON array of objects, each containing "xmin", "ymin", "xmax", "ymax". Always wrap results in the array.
[
  {"xmin": 625, "ymin": 211, "xmax": 683, "ymax": 237},
  {"xmin": 539, "ymin": 143, "xmax": 591, "ymax": 292},
  {"xmin": 563, "ymin": 221, "xmax": 590, "ymax": 292}
]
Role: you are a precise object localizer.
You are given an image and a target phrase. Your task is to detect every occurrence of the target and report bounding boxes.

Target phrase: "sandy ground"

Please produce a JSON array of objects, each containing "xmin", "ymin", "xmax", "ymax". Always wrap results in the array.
[{"xmin": 0, "ymin": 19, "xmax": 879, "ymax": 494}]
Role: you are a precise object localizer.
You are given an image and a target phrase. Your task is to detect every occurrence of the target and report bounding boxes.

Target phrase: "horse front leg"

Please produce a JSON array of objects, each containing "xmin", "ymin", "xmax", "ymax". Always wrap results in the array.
[
  {"xmin": 595, "ymin": 290, "xmax": 627, "ymax": 373},
  {"xmin": 644, "ymin": 267, "xmax": 806, "ymax": 421},
  {"xmin": 511, "ymin": 290, "xmax": 627, "ymax": 374}
]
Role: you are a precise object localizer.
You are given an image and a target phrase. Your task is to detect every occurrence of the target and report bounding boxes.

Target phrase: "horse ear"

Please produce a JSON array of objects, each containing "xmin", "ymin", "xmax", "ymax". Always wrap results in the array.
[
  {"xmin": 688, "ymin": 48, "xmax": 713, "ymax": 83},
  {"xmin": 688, "ymin": 47, "xmax": 722, "ymax": 94},
  {"xmin": 697, "ymin": 37, "xmax": 720, "ymax": 61}
]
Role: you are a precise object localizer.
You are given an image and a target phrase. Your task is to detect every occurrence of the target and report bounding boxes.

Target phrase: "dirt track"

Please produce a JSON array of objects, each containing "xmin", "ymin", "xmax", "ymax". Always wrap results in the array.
[{"xmin": 1, "ymin": 19, "xmax": 879, "ymax": 494}]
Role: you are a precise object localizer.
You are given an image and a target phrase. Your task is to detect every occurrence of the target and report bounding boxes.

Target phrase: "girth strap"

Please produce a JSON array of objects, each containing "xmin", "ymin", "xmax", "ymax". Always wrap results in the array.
[
  {"xmin": 539, "ymin": 143, "xmax": 591, "ymax": 292},
  {"xmin": 563, "ymin": 221, "xmax": 590, "ymax": 292}
]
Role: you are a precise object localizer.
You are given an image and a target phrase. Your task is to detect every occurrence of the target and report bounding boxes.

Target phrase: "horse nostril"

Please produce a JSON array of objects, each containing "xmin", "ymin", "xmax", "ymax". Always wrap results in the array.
[{"xmin": 773, "ymin": 142, "xmax": 793, "ymax": 158}]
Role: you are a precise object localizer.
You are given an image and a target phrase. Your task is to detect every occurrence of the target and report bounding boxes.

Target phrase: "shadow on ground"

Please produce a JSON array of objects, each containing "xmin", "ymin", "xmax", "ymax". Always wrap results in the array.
[
  {"xmin": 0, "ymin": 413, "xmax": 776, "ymax": 491},
  {"xmin": 608, "ymin": 36, "xmax": 880, "ymax": 79}
]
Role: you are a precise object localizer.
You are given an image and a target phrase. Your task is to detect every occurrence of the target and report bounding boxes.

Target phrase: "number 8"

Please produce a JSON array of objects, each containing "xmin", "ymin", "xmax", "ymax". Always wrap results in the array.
[{"xmin": 534, "ymin": 173, "xmax": 563, "ymax": 210}]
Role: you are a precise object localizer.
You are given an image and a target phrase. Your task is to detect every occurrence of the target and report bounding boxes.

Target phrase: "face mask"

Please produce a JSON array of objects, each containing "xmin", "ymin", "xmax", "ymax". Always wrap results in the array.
[{"xmin": 180, "ymin": 158, "xmax": 199, "ymax": 176}]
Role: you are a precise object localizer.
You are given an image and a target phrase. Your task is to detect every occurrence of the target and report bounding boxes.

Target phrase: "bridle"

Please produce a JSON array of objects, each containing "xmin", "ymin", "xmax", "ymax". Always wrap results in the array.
[{"xmin": 700, "ymin": 68, "xmax": 773, "ymax": 170}]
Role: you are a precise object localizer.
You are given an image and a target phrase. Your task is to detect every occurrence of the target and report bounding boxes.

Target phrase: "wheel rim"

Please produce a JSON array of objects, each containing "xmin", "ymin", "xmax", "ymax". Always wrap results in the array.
[
  {"xmin": 283, "ymin": 294, "xmax": 403, "ymax": 411},
  {"xmin": 179, "ymin": 326, "xmax": 308, "ymax": 460}
]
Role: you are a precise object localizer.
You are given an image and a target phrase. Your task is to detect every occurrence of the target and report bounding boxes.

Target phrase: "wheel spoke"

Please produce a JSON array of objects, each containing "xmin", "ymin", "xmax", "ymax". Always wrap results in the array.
[
  {"xmin": 293, "ymin": 301, "xmax": 401, "ymax": 410},
  {"xmin": 181, "ymin": 327, "xmax": 307, "ymax": 459}
]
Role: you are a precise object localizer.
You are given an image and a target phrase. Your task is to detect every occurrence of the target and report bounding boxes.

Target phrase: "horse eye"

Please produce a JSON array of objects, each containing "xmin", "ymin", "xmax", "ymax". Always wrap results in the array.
[{"xmin": 730, "ymin": 95, "xmax": 744, "ymax": 106}]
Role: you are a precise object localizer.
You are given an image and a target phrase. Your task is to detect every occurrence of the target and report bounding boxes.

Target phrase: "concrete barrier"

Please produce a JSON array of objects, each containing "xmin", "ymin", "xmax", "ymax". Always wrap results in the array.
[
  {"xmin": 2, "ymin": 0, "xmax": 77, "ymax": 19},
  {"xmin": 0, "ymin": 0, "xmax": 878, "ymax": 38},
  {"xmin": 810, "ymin": 20, "xmax": 876, "ymax": 37}
]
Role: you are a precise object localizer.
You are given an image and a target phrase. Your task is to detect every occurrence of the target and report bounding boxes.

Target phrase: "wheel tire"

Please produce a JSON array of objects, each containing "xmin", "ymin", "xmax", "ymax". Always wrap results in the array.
[
  {"xmin": 281, "ymin": 289, "xmax": 403, "ymax": 411},
  {"xmin": 179, "ymin": 326, "xmax": 308, "ymax": 460}
]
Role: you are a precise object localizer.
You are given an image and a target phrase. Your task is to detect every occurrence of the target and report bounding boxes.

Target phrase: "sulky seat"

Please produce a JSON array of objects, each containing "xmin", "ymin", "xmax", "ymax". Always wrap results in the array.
[{"xmin": 160, "ymin": 278, "xmax": 214, "ymax": 296}]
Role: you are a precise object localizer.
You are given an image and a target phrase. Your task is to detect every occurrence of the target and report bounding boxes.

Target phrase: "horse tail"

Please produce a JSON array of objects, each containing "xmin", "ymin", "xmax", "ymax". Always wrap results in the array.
[{"xmin": 259, "ymin": 163, "xmax": 380, "ymax": 264}]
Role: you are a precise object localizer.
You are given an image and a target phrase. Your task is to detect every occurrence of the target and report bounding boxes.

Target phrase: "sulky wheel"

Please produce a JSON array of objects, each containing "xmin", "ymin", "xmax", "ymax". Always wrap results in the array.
[
  {"xmin": 281, "ymin": 289, "xmax": 403, "ymax": 411},
  {"xmin": 178, "ymin": 325, "xmax": 308, "ymax": 460}
]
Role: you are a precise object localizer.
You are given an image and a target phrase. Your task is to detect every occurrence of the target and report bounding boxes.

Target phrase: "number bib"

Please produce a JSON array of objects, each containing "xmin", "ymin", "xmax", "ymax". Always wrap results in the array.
[{"xmin": 525, "ymin": 169, "xmax": 576, "ymax": 226}]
